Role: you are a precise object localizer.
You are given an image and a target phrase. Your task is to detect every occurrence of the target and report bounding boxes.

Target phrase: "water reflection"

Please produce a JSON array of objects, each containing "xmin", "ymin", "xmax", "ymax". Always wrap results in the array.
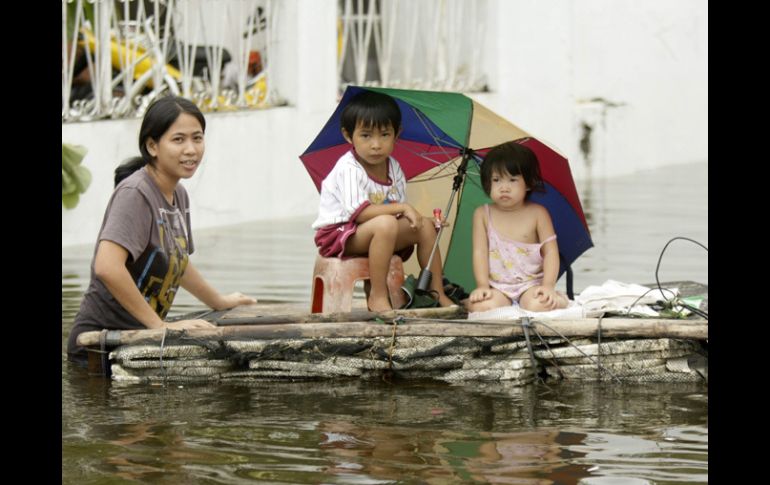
[
  {"xmin": 320, "ymin": 420, "xmax": 592, "ymax": 484},
  {"xmin": 63, "ymin": 373, "xmax": 707, "ymax": 484}
]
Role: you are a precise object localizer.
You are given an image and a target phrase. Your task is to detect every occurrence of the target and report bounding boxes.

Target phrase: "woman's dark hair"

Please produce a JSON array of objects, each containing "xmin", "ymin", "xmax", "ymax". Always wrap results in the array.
[
  {"xmin": 480, "ymin": 139, "xmax": 545, "ymax": 198},
  {"xmin": 340, "ymin": 90, "xmax": 401, "ymax": 136},
  {"xmin": 114, "ymin": 96, "xmax": 206, "ymax": 186}
]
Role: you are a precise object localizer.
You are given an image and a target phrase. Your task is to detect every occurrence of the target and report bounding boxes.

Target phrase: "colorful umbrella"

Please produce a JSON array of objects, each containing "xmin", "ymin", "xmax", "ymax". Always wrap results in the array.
[{"xmin": 300, "ymin": 86, "xmax": 593, "ymax": 294}]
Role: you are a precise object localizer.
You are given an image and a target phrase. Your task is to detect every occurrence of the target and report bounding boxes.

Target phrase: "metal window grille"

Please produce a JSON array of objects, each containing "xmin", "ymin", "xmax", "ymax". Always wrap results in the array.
[
  {"xmin": 62, "ymin": 0, "xmax": 283, "ymax": 122},
  {"xmin": 338, "ymin": 0, "xmax": 488, "ymax": 92}
]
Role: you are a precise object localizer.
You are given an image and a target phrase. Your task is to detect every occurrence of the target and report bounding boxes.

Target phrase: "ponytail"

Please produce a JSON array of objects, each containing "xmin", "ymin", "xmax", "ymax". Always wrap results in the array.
[{"xmin": 114, "ymin": 156, "xmax": 147, "ymax": 187}]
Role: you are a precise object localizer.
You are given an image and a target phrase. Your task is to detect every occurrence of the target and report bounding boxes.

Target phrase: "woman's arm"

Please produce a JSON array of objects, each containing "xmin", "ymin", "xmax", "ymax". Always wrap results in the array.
[
  {"xmin": 180, "ymin": 262, "xmax": 256, "ymax": 310},
  {"xmin": 93, "ymin": 240, "xmax": 174, "ymax": 329},
  {"xmin": 94, "ymin": 241, "xmax": 214, "ymax": 329}
]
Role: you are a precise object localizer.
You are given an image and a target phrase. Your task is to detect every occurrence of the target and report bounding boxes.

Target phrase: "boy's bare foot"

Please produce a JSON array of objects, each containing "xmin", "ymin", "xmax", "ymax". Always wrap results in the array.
[{"xmin": 367, "ymin": 296, "xmax": 393, "ymax": 313}]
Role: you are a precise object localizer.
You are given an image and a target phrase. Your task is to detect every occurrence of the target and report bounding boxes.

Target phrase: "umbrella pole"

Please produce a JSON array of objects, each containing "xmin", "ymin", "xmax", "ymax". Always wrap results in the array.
[{"xmin": 417, "ymin": 150, "xmax": 473, "ymax": 292}]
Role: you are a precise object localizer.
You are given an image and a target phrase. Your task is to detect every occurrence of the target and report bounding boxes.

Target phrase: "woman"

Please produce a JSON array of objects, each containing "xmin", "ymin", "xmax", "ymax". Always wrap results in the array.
[{"xmin": 67, "ymin": 96, "xmax": 256, "ymax": 365}]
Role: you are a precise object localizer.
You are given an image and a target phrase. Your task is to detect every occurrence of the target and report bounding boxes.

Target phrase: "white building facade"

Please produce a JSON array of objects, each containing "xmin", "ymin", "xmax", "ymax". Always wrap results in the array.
[{"xmin": 62, "ymin": 0, "xmax": 707, "ymax": 246}]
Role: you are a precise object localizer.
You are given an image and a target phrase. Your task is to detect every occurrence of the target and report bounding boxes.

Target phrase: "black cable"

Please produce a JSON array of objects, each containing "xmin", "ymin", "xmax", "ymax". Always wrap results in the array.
[
  {"xmin": 653, "ymin": 237, "xmax": 708, "ymax": 320},
  {"xmin": 625, "ymin": 287, "xmax": 678, "ymax": 317}
]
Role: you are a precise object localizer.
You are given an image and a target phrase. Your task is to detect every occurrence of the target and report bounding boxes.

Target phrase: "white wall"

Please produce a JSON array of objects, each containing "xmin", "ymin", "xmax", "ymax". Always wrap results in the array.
[
  {"xmin": 572, "ymin": 0, "xmax": 708, "ymax": 178},
  {"xmin": 482, "ymin": 0, "xmax": 708, "ymax": 181},
  {"xmin": 63, "ymin": 0, "xmax": 707, "ymax": 247}
]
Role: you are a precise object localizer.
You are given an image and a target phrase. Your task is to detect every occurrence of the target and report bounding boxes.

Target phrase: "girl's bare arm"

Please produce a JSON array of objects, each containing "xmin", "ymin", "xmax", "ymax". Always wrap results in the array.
[
  {"xmin": 536, "ymin": 206, "xmax": 560, "ymax": 289},
  {"xmin": 472, "ymin": 206, "xmax": 491, "ymax": 290}
]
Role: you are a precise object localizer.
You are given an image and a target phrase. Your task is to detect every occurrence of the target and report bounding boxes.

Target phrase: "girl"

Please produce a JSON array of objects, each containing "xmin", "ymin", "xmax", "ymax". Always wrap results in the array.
[
  {"xmin": 466, "ymin": 140, "xmax": 569, "ymax": 313},
  {"xmin": 67, "ymin": 96, "xmax": 256, "ymax": 366}
]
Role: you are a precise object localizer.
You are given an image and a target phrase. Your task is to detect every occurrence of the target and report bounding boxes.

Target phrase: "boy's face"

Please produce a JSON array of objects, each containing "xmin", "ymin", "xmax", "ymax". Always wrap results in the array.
[{"xmin": 342, "ymin": 121, "xmax": 398, "ymax": 167}]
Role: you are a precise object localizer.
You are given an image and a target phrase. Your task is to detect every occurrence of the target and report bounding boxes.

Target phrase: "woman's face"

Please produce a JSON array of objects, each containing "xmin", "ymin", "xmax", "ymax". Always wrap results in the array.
[{"xmin": 146, "ymin": 113, "xmax": 205, "ymax": 180}]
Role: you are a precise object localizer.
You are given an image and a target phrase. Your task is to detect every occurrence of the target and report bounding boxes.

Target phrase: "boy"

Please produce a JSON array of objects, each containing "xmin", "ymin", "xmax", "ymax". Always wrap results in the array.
[{"xmin": 312, "ymin": 91, "xmax": 454, "ymax": 312}]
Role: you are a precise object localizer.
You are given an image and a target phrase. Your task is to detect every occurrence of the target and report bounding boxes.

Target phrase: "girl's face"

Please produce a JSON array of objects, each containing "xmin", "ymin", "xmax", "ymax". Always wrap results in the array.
[
  {"xmin": 146, "ymin": 113, "xmax": 205, "ymax": 180},
  {"xmin": 489, "ymin": 168, "xmax": 529, "ymax": 209}
]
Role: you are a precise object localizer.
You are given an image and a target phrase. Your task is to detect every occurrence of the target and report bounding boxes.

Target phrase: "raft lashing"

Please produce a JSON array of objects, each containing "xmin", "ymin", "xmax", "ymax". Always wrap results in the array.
[{"xmin": 79, "ymin": 301, "xmax": 708, "ymax": 385}]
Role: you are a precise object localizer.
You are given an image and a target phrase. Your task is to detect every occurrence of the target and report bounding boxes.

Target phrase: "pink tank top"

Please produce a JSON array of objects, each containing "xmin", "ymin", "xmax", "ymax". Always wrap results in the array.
[{"xmin": 486, "ymin": 204, "xmax": 557, "ymax": 302}]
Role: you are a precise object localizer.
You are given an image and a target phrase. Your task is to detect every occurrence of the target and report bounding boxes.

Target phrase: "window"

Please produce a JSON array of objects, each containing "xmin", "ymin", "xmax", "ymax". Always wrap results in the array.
[{"xmin": 338, "ymin": 0, "xmax": 488, "ymax": 92}]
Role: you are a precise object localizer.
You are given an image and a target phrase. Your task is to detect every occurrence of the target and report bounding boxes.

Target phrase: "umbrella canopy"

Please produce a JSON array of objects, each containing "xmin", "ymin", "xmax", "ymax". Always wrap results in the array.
[{"xmin": 300, "ymin": 86, "xmax": 593, "ymax": 292}]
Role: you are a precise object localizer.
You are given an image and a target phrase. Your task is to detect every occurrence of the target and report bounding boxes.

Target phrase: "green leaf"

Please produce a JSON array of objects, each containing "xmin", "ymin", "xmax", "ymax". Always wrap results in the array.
[
  {"xmin": 62, "ymin": 143, "xmax": 90, "ymax": 209},
  {"xmin": 73, "ymin": 164, "xmax": 92, "ymax": 193},
  {"xmin": 62, "ymin": 192, "xmax": 80, "ymax": 209},
  {"xmin": 62, "ymin": 169, "xmax": 77, "ymax": 195},
  {"xmin": 62, "ymin": 143, "xmax": 88, "ymax": 167}
]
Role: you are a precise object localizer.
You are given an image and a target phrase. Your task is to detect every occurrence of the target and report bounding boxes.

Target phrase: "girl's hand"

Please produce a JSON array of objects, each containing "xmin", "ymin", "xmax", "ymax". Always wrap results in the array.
[
  {"xmin": 215, "ymin": 292, "xmax": 257, "ymax": 310},
  {"xmin": 166, "ymin": 319, "xmax": 215, "ymax": 330},
  {"xmin": 470, "ymin": 287, "xmax": 493, "ymax": 303},
  {"xmin": 533, "ymin": 286, "xmax": 559, "ymax": 310}
]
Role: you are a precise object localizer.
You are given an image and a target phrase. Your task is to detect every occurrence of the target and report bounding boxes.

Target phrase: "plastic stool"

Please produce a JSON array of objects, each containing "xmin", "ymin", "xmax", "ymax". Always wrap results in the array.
[{"xmin": 311, "ymin": 255, "xmax": 406, "ymax": 313}]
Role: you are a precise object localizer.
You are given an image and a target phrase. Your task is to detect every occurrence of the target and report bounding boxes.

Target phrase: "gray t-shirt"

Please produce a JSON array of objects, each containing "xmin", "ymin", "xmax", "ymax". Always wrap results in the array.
[{"xmin": 67, "ymin": 167, "xmax": 194, "ymax": 359}]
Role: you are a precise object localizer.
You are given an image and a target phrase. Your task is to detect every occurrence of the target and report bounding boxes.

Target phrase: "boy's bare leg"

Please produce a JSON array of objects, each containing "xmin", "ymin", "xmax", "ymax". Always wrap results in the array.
[
  {"xmin": 395, "ymin": 217, "xmax": 455, "ymax": 307},
  {"xmin": 344, "ymin": 215, "xmax": 398, "ymax": 312}
]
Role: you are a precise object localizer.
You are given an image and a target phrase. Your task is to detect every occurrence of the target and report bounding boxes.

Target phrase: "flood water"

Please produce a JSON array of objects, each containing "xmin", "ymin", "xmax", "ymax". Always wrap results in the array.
[{"xmin": 62, "ymin": 162, "xmax": 707, "ymax": 484}]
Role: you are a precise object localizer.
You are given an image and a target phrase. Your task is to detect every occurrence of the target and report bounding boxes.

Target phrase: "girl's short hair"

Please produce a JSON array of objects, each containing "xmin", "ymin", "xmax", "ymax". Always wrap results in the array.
[
  {"xmin": 340, "ymin": 90, "xmax": 402, "ymax": 135},
  {"xmin": 480, "ymin": 139, "xmax": 545, "ymax": 198}
]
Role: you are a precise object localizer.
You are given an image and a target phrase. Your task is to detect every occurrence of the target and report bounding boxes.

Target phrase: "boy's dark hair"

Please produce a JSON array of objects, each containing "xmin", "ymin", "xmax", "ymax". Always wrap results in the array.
[
  {"xmin": 114, "ymin": 96, "xmax": 206, "ymax": 186},
  {"xmin": 340, "ymin": 90, "xmax": 401, "ymax": 136},
  {"xmin": 480, "ymin": 139, "xmax": 545, "ymax": 198}
]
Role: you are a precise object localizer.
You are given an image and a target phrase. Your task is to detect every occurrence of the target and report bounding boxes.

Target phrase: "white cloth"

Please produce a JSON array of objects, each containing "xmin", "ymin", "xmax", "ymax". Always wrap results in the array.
[
  {"xmin": 575, "ymin": 279, "xmax": 678, "ymax": 317},
  {"xmin": 467, "ymin": 279, "xmax": 680, "ymax": 321},
  {"xmin": 469, "ymin": 300, "xmax": 584, "ymax": 321},
  {"xmin": 312, "ymin": 151, "xmax": 407, "ymax": 229}
]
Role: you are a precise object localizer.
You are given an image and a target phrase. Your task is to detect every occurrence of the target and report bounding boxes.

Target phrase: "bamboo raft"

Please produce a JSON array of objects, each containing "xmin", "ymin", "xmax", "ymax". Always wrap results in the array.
[{"xmin": 77, "ymin": 283, "xmax": 708, "ymax": 385}]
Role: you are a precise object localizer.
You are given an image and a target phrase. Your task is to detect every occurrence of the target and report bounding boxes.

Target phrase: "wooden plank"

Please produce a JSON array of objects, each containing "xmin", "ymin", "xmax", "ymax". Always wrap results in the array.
[
  {"xmin": 215, "ymin": 305, "xmax": 466, "ymax": 325},
  {"xmin": 77, "ymin": 317, "xmax": 707, "ymax": 347}
]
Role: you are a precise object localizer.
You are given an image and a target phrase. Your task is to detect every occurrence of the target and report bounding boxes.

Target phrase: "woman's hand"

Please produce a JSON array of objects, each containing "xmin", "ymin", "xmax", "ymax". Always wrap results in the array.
[
  {"xmin": 166, "ymin": 319, "xmax": 215, "ymax": 330},
  {"xmin": 214, "ymin": 292, "xmax": 257, "ymax": 311}
]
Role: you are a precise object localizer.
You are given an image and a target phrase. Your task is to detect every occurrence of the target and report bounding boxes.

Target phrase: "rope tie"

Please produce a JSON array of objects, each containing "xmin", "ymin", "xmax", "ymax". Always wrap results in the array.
[
  {"xmin": 99, "ymin": 329, "xmax": 108, "ymax": 376},
  {"xmin": 387, "ymin": 321, "xmax": 398, "ymax": 371},
  {"xmin": 379, "ymin": 321, "xmax": 399, "ymax": 384},
  {"xmin": 597, "ymin": 315, "xmax": 603, "ymax": 380},
  {"xmin": 520, "ymin": 317, "xmax": 541, "ymax": 382},
  {"xmin": 160, "ymin": 326, "xmax": 168, "ymax": 385}
]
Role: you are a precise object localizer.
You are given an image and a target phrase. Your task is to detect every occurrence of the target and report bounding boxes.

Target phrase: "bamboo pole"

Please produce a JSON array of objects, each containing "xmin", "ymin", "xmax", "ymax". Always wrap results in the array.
[
  {"xmin": 215, "ymin": 306, "xmax": 466, "ymax": 325},
  {"xmin": 77, "ymin": 318, "xmax": 707, "ymax": 347}
]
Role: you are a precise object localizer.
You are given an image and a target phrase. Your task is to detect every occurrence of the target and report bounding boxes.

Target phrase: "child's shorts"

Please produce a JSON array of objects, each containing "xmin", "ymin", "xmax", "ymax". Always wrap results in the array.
[
  {"xmin": 314, "ymin": 220, "xmax": 414, "ymax": 261},
  {"xmin": 315, "ymin": 220, "xmax": 358, "ymax": 258}
]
